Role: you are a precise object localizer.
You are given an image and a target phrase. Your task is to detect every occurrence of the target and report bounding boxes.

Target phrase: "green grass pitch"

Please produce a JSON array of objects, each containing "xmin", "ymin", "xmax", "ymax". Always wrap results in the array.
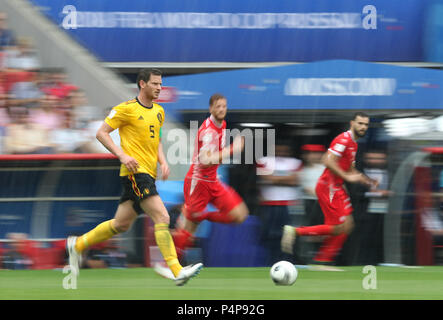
[{"xmin": 0, "ymin": 266, "xmax": 442, "ymax": 300}]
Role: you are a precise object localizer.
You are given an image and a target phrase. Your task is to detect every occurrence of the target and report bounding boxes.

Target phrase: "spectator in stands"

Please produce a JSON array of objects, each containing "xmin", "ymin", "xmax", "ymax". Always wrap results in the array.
[
  {"xmin": 9, "ymin": 70, "xmax": 43, "ymax": 108},
  {"xmin": 41, "ymin": 68, "xmax": 77, "ymax": 99},
  {"xmin": 0, "ymin": 73, "xmax": 9, "ymax": 154},
  {"xmin": 5, "ymin": 37, "xmax": 41, "ymax": 71},
  {"xmin": 2, "ymin": 65, "xmax": 31, "ymax": 94},
  {"xmin": 4, "ymin": 106, "xmax": 54, "ymax": 154},
  {"xmin": 1, "ymin": 233, "xmax": 33, "ymax": 270},
  {"xmin": 37, "ymin": 68, "xmax": 52, "ymax": 88},
  {"xmin": 0, "ymin": 12, "xmax": 15, "ymax": 49},
  {"xmin": 29, "ymin": 93, "xmax": 62, "ymax": 131},
  {"xmin": 256, "ymin": 142, "xmax": 302, "ymax": 265},
  {"xmin": 69, "ymin": 89, "xmax": 98, "ymax": 129},
  {"xmin": 63, "ymin": 89, "xmax": 112, "ymax": 153},
  {"xmin": 49, "ymin": 107, "xmax": 87, "ymax": 153},
  {"xmin": 0, "ymin": 12, "xmax": 15, "ymax": 71},
  {"xmin": 81, "ymin": 107, "xmax": 121, "ymax": 153}
]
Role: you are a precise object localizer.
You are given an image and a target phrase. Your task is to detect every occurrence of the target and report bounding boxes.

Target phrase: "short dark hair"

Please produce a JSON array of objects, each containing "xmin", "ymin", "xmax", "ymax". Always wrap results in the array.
[
  {"xmin": 209, "ymin": 93, "xmax": 226, "ymax": 106},
  {"xmin": 136, "ymin": 68, "xmax": 162, "ymax": 90},
  {"xmin": 352, "ymin": 111, "xmax": 369, "ymax": 120}
]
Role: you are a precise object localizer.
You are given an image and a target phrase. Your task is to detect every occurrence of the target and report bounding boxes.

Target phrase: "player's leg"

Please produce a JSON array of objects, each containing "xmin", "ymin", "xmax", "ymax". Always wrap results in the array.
[
  {"xmin": 139, "ymin": 195, "xmax": 182, "ymax": 276},
  {"xmin": 142, "ymin": 195, "xmax": 203, "ymax": 285},
  {"xmin": 293, "ymin": 182, "xmax": 339, "ymax": 236},
  {"xmin": 74, "ymin": 200, "xmax": 136, "ymax": 252},
  {"xmin": 313, "ymin": 216, "xmax": 354, "ymax": 263},
  {"xmin": 71, "ymin": 174, "xmax": 138, "ymax": 254},
  {"xmin": 67, "ymin": 200, "xmax": 137, "ymax": 273},
  {"xmin": 281, "ymin": 182, "xmax": 336, "ymax": 254},
  {"xmin": 312, "ymin": 193, "xmax": 354, "ymax": 264},
  {"xmin": 333, "ymin": 214, "xmax": 354, "ymax": 235},
  {"xmin": 206, "ymin": 181, "xmax": 249, "ymax": 224},
  {"xmin": 208, "ymin": 200, "xmax": 249, "ymax": 224},
  {"xmin": 75, "ymin": 200, "xmax": 137, "ymax": 252},
  {"xmin": 172, "ymin": 211, "xmax": 200, "ymax": 261},
  {"xmin": 171, "ymin": 178, "xmax": 210, "ymax": 259}
]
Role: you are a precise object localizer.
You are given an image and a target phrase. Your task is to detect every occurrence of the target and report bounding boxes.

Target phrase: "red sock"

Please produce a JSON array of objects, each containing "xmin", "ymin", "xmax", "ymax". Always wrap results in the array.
[
  {"xmin": 296, "ymin": 224, "xmax": 334, "ymax": 236},
  {"xmin": 314, "ymin": 233, "xmax": 348, "ymax": 262},
  {"xmin": 206, "ymin": 211, "xmax": 235, "ymax": 224},
  {"xmin": 172, "ymin": 228, "xmax": 194, "ymax": 260}
]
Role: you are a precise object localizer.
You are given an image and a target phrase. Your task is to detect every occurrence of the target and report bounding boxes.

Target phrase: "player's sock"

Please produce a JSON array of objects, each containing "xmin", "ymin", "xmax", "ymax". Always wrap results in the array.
[
  {"xmin": 155, "ymin": 223, "xmax": 183, "ymax": 277},
  {"xmin": 296, "ymin": 224, "xmax": 333, "ymax": 236},
  {"xmin": 314, "ymin": 233, "xmax": 348, "ymax": 263},
  {"xmin": 75, "ymin": 219, "xmax": 118, "ymax": 253},
  {"xmin": 172, "ymin": 228, "xmax": 194, "ymax": 260},
  {"xmin": 206, "ymin": 211, "xmax": 234, "ymax": 224}
]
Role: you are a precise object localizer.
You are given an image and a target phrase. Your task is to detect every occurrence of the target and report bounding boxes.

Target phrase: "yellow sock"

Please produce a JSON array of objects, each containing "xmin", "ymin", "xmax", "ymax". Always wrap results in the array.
[
  {"xmin": 154, "ymin": 223, "xmax": 183, "ymax": 277},
  {"xmin": 75, "ymin": 219, "xmax": 118, "ymax": 253}
]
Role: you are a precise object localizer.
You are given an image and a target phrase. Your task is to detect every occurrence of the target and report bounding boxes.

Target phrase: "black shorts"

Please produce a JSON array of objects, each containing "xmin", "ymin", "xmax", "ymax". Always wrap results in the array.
[{"xmin": 120, "ymin": 173, "xmax": 159, "ymax": 214}]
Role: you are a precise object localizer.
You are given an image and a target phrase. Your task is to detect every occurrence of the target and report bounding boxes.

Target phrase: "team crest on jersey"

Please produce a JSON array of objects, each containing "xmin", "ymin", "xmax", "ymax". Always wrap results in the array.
[
  {"xmin": 157, "ymin": 112, "xmax": 163, "ymax": 124},
  {"xmin": 144, "ymin": 188, "xmax": 150, "ymax": 195}
]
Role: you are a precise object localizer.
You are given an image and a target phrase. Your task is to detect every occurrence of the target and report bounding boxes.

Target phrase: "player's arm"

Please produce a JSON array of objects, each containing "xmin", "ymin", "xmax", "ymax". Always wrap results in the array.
[
  {"xmin": 96, "ymin": 122, "xmax": 139, "ymax": 173},
  {"xmin": 350, "ymin": 162, "xmax": 379, "ymax": 189},
  {"xmin": 200, "ymin": 135, "xmax": 244, "ymax": 166},
  {"xmin": 322, "ymin": 151, "xmax": 367, "ymax": 185},
  {"xmin": 157, "ymin": 139, "xmax": 170, "ymax": 180}
]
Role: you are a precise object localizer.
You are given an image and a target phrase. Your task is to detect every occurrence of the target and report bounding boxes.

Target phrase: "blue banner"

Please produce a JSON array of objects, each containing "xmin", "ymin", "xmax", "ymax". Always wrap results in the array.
[
  {"xmin": 423, "ymin": 0, "xmax": 443, "ymax": 62},
  {"xmin": 161, "ymin": 60, "xmax": 443, "ymax": 114},
  {"xmin": 0, "ymin": 163, "xmax": 186, "ymax": 239},
  {"xmin": 30, "ymin": 0, "xmax": 426, "ymax": 62},
  {"xmin": 0, "ymin": 203, "xmax": 33, "ymax": 238}
]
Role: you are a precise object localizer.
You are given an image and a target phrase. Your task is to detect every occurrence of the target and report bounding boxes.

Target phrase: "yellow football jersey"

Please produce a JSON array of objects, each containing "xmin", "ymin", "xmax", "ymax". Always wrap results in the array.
[{"xmin": 105, "ymin": 97, "xmax": 165, "ymax": 178}]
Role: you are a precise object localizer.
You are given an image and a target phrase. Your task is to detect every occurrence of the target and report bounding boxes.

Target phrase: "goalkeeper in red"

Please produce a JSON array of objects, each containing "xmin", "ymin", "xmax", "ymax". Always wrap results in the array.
[{"xmin": 281, "ymin": 112, "xmax": 379, "ymax": 265}]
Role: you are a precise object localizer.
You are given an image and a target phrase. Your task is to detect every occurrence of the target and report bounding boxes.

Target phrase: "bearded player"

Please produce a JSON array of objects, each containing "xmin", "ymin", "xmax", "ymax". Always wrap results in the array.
[
  {"xmin": 154, "ymin": 94, "xmax": 249, "ymax": 277},
  {"xmin": 281, "ymin": 112, "xmax": 379, "ymax": 265}
]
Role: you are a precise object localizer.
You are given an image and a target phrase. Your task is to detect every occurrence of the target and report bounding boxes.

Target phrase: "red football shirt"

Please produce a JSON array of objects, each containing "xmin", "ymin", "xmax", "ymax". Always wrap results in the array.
[
  {"xmin": 319, "ymin": 130, "xmax": 358, "ymax": 186},
  {"xmin": 186, "ymin": 116, "xmax": 226, "ymax": 182}
]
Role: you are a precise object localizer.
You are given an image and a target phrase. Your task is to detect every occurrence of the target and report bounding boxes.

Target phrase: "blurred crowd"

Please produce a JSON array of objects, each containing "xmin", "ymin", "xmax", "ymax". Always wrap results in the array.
[{"xmin": 0, "ymin": 12, "xmax": 106, "ymax": 155}]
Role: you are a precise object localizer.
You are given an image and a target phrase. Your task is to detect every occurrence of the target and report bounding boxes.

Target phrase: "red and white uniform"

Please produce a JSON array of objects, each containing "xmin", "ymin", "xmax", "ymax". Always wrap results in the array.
[
  {"xmin": 187, "ymin": 116, "xmax": 226, "ymax": 182},
  {"xmin": 316, "ymin": 130, "xmax": 357, "ymax": 225},
  {"xmin": 184, "ymin": 116, "xmax": 242, "ymax": 221}
]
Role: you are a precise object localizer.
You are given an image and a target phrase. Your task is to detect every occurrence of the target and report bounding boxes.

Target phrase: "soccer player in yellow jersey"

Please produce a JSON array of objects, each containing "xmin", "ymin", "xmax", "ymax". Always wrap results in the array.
[{"xmin": 66, "ymin": 68, "xmax": 203, "ymax": 286}]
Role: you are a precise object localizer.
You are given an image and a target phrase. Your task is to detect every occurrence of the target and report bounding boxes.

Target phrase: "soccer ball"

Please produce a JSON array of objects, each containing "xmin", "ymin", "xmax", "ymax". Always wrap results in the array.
[{"xmin": 270, "ymin": 261, "xmax": 298, "ymax": 286}]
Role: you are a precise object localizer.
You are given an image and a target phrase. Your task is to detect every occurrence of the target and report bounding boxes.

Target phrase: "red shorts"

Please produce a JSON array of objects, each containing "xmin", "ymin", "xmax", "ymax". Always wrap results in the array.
[
  {"xmin": 183, "ymin": 177, "xmax": 243, "ymax": 222},
  {"xmin": 315, "ymin": 180, "xmax": 353, "ymax": 225}
]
